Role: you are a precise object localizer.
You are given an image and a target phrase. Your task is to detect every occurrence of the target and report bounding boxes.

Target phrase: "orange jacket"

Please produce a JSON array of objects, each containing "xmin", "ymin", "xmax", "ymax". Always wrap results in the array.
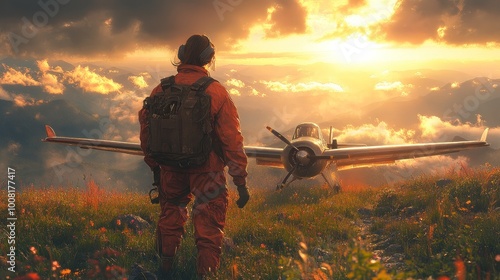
[{"xmin": 139, "ymin": 64, "xmax": 248, "ymax": 186}]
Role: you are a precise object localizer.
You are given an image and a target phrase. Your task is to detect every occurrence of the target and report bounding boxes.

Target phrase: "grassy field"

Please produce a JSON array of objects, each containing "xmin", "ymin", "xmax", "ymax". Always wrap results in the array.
[{"xmin": 1, "ymin": 167, "xmax": 499, "ymax": 279}]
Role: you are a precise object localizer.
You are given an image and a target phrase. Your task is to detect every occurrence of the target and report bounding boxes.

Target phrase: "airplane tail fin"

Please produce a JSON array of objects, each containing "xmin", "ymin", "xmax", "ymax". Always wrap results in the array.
[
  {"xmin": 45, "ymin": 125, "xmax": 56, "ymax": 138},
  {"xmin": 480, "ymin": 128, "xmax": 489, "ymax": 142}
]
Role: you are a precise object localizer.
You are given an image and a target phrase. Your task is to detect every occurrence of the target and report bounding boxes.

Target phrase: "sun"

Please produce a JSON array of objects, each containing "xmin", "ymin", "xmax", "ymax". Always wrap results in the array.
[{"xmin": 312, "ymin": 35, "xmax": 392, "ymax": 66}]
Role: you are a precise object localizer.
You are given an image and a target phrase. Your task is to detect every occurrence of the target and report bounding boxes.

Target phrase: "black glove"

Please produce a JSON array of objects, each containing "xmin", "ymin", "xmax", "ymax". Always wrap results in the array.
[
  {"xmin": 236, "ymin": 185, "xmax": 250, "ymax": 208},
  {"xmin": 150, "ymin": 166, "xmax": 161, "ymax": 204},
  {"xmin": 153, "ymin": 166, "xmax": 161, "ymax": 186}
]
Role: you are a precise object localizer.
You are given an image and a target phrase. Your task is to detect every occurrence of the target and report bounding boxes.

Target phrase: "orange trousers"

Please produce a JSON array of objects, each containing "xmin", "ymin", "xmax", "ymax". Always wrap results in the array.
[{"xmin": 156, "ymin": 170, "xmax": 228, "ymax": 276}]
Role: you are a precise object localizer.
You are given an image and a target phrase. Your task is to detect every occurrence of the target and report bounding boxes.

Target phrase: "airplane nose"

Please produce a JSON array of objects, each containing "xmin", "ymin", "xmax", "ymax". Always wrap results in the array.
[{"xmin": 296, "ymin": 150, "xmax": 311, "ymax": 165}]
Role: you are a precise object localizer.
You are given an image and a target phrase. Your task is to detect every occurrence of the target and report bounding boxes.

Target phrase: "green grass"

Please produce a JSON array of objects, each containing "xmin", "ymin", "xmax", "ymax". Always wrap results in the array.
[{"xmin": 0, "ymin": 168, "xmax": 499, "ymax": 279}]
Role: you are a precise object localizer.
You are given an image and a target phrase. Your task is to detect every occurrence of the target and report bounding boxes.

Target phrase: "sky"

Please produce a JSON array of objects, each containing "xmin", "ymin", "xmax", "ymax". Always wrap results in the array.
[
  {"xmin": 2, "ymin": 0, "xmax": 500, "ymax": 67},
  {"xmin": 1, "ymin": 0, "xmax": 500, "ymax": 189}
]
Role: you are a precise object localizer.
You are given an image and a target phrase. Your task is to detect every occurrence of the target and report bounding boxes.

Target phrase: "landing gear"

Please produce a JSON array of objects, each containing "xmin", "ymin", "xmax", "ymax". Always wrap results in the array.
[
  {"xmin": 320, "ymin": 172, "xmax": 341, "ymax": 193},
  {"xmin": 276, "ymin": 176, "xmax": 299, "ymax": 191},
  {"xmin": 276, "ymin": 166, "xmax": 297, "ymax": 191}
]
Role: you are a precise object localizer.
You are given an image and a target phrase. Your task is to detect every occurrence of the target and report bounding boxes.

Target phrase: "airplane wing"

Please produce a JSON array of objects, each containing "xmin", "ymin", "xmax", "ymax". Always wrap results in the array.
[
  {"xmin": 322, "ymin": 129, "xmax": 490, "ymax": 170},
  {"xmin": 43, "ymin": 125, "xmax": 284, "ymax": 163},
  {"xmin": 42, "ymin": 125, "xmax": 144, "ymax": 155},
  {"xmin": 43, "ymin": 125, "xmax": 489, "ymax": 170}
]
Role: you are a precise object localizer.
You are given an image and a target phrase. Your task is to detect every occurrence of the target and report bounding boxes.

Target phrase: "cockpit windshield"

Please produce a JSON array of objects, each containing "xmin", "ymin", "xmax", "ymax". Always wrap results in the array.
[{"xmin": 293, "ymin": 125, "xmax": 320, "ymax": 139}]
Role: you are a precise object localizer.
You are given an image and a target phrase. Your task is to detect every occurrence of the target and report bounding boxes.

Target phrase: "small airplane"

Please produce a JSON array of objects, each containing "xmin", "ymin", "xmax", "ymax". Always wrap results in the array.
[{"xmin": 42, "ymin": 122, "xmax": 490, "ymax": 192}]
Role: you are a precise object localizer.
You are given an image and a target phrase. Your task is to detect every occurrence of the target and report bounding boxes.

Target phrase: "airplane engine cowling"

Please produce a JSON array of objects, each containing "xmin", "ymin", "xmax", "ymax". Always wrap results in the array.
[{"xmin": 281, "ymin": 139, "xmax": 327, "ymax": 179}]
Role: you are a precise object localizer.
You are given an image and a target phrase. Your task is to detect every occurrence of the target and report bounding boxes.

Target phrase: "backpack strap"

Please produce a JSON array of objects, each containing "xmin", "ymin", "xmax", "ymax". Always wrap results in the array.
[
  {"xmin": 189, "ymin": 76, "xmax": 226, "ymax": 164},
  {"xmin": 160, "ymin": 75, "xmax": 176, "ymax": 92},
  {"xmin": 191, "ymin": 76, "xmax": 216, "ymax": 92}
]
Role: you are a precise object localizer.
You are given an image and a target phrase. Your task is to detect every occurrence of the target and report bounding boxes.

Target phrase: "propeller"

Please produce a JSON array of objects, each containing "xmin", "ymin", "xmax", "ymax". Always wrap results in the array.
[
  {"xmin": 267, "ymin": 126, "xmax": 335, "ymax": 160},
  {"xmin": 266, "ymin": 126, "xmax": 299, "ymax": 190},
  {"xmin": 266, "ymin": 126, "xmax": 299, "ymax": 151}
]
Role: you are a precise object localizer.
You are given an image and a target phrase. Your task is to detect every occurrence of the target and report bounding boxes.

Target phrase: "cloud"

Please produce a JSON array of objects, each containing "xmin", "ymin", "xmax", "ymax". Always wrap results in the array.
[
  {"xmin": 374, "ymin": 81, "xmax": 413, "ymax": 96},
  {"xmin": 40, "ymin": 72, "xmax": 65, "ymax": 94},
  {"xmin": 0, "ymin": 86, "xmax": 12, "ymax": 100},
  {"xmin": 381, "ymin": 155, "xmax": 470, "ymax": 185},
  {"xmin": 0, "ymin": 64, "xmax": 40, "ymax": 86},
  {"xmin": 228, "ymin": 88, "xmax": 241, "ymax": 96},
  {"xmin": 418, "ymin": 115, "xmax": 500, "ymax": 148},
  {"xmin": 65, "ymin": 65, "xmax": 122, "ymax": 94},
  {"xmin": 225, "ymin": 78, "xmax": 245, "ymax": 88},
  {"xmin": 378, "ymin": 0, "xmax": 500, "ymax": 45},
  {"xmin": 37, "ymin": 59, "xmax": 50, "ymax": 72},
  {"xmin": 264, "ymin": 0, "xmax": 308, "ymax": 37},
  {"xmin": 374, "ymin": 81, "xmax": 404, "ymax": 91},
  {"xmin": 109, "ymin": 90, "xmax": 144, "ymax": 133},
  {"xmin": 128, "ymin": 75, "xmax": 149, "ymax": 89},
  {"xmin": 335, "ymin": 121, "xmax": 415, "ymax": 145},
  {"xmin": 0, "ymin": 0, "xmax": 308, "ymax": 58},
  {"xmin": 1, "ymin": 60, "xmax": 65, "ymax": 94},
  {"xmin": 261, "ymin": 80, "xmax": 344, "ymax": 93},
  {"xmin": 12, "ymin": 95, "xmax": 45, "ymax": 107},
  {"xmin": 250, "ymin": 87, "xmax": 263, "ymax": 97}
]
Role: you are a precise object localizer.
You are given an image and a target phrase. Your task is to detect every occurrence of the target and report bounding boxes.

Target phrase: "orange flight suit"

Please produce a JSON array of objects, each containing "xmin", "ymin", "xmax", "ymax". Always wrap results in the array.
[{"xmin": 139, "ymin": 64, "xmax": 248, "ymax": 276}]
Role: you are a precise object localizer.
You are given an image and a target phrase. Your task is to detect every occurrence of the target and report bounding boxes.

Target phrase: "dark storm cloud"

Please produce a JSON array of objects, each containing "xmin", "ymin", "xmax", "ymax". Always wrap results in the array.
[
  {"xmin": 0, "ymin": 0, "xmax": 308, "ymax": 58},
  {"xmin": 380, "ymin": 0, "xmax": 500, "ymax": 45},
  {"xmin": 265, "ymin": 0, "xmax": 308, "ymax": 37}
]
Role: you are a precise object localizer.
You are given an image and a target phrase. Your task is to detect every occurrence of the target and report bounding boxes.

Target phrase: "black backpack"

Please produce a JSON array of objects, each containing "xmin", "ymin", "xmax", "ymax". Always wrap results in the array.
[{"xmin": 143, "ymin": 75, "xmax": 216, "ymax": 168}]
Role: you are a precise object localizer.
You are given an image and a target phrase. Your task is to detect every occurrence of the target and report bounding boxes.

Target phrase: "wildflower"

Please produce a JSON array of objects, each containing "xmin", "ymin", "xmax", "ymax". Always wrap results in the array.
[
  {"xmin": 90, "ymin": 220, "xmax": 94, "ymax": 227},
  {"xmin": 105, "ymin": 265, "xmax": 126, "ymax": 278},
  {"xmin": 14, "ymin": 273, "xmax": 41, "ymax": 280},
  {"xmin": 29, "ymin": 247, "xmax": 37, "ymax": 255},
  {"xmin": 231, "ymin": 263, "xmax": 239, "ymax": 279},
  {"xmin": 99, "ymin": 227, "xmax": 107, "ymax": 233},
  {"xmin": 116, "ymin": 219, "xmax": 121, "ymax": 226},
  {"xmin": 52, "ymin": 260, "xmax": 61, "ymax": 271},
  {"xmin": 260, "ymin": 243, "xmax": 266, "ymax": 249},
  {"xmin": 454, "ymin": 257, "xmax": 466, "ymax": 280},
  {"xmin": 60, "ymin": 269, "xmax": 71, "ymax": 276}
]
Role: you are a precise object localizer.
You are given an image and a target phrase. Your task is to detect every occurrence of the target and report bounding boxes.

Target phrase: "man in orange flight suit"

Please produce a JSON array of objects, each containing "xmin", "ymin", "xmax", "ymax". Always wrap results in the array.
[{"xmin": 138, "ymin": 34, "xmax": 249, "ymax": 278}]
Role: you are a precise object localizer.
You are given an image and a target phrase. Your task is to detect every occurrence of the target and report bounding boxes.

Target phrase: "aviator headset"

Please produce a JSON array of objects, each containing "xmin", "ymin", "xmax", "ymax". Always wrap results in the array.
[{"xmin": 177, "ymin": 37, "xmax": 215, "ymax": 65}]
